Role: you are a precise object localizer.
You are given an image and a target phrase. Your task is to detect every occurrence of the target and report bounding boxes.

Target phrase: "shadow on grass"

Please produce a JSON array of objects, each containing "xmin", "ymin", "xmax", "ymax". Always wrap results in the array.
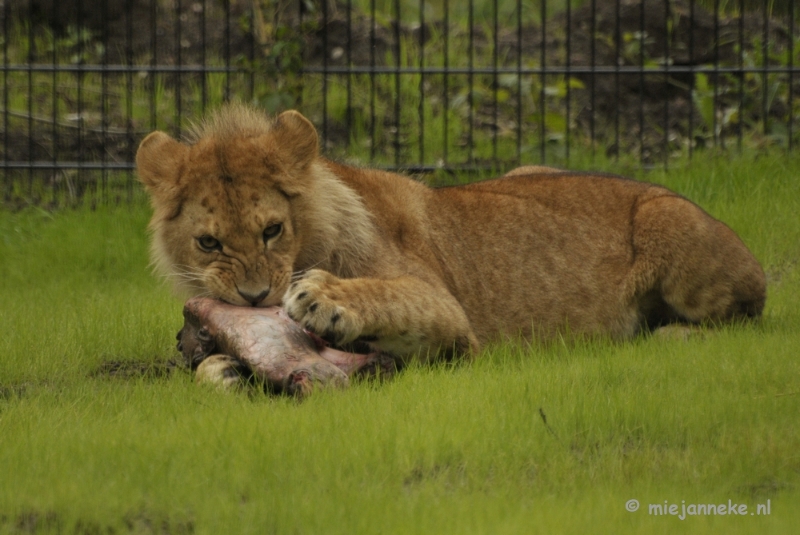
[
  {"xmin": 89, "ymin": 358, "xmax": 184, "ymax": 381},
  {"xmin": 1, "ymin": 508, "xmax": 196, "ymax": 534}
]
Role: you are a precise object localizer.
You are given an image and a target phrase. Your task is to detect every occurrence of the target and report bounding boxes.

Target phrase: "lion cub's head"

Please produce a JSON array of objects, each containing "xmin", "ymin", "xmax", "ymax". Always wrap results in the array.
[{"xmin": 136, "ymin": 104, "xmax": 322, "ymax": 307}]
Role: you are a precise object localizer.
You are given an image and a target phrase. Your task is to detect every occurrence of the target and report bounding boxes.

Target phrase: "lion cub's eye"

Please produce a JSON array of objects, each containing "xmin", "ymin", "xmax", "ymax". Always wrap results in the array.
[
  {"xmin": 263, "ymin": 223, "xmax": 283, "ymax": 242},
  {"xmin": 196, "ymin": 235, "xmax": 222, "ymax": 252}
]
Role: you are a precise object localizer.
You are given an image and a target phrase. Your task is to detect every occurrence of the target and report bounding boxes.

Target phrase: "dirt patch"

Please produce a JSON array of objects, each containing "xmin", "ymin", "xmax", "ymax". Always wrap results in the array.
[
  {"xmin": 738, "ymin": 478, "xmax": 794, "ymax": 500},
  {"xmin": 403, "ymin": 462, "xmax": 467, "ymax": 489},
  {"xmin": 90, "ymin": 358, "xmax": 182, "ymax": 381},
  {"xmin": 0, "ymin": 382, "xmax": 30, "ymax": 401},
  {"xmin": 0, "ymin": 509, "xmax": 195, "ymax": 534},
  {"xmin": 5, "ymin": 510, "xmax": 62, "ymax": 534}
]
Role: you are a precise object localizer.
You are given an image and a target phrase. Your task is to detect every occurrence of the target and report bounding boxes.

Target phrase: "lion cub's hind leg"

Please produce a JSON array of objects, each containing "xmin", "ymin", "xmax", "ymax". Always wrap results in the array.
[{"xmin": 626, "ymin": 193, "xmax": 766, "ymax": 331}]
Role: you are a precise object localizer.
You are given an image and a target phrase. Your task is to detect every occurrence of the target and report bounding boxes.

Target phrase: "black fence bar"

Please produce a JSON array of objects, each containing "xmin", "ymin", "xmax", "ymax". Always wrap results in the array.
[
  {"xmin": 369, "ymin": 0, "xmax": 376, "ymax": 162},
  {"xmin": 688, "ymin": 0, "xmax": 695, "ymax": 158},
  {"xmin": 468, "ymin": 0, "xmax": 474, "ymax": 164},
  {"xmin": 490, "ymin": 2, "xmax": 500, "ymax": 160},
  {"xmin": 393, "ymin": 0, "xmax": 400, "ymax": 168},
  {"xmin": 662, "ymin": 0, "xmax": 670, "ymax": 168},
  {"xmin": 638, "ymin": 0, "xmax": 645, "ymax": 164},
  {"xmin": 738, "ymin": 0, "xmax": 744, "ymax": 151},
  {"xmin": 712, "ymin": 0, "xmax": 719, "ymax": 146},
  {"xmin": 614, "ymin": 0, "xmax": 621, "ymax": 159},
  {"xmin": 345, "ymin": 0, "xmax": 352, "ymax": 149},
  {"xmin": 2, "ymin": 1, "xmax": 8, "ymax": 202},
  {"xmin": 26, "ymin": 0, "xmax": 33, "ymax": 193},
  {"xmin": 1, "ymin": 0, "xmax": 799, "ymax": 208},
  {"xmin": 564, "ymin": 0, "xmax": 570, "ymax": 162},
  {"xmin": 149, "ymin": 0, "xmax": 157, "ymax": 131},
  {"xmin": 418, "ymin": 0, "xmax": 424, "ymax": 165},
  {"xmin": 790, "ymin": 0, "xmax": 795, "ymax": 151},
  {"xmin": 539, "ymin": 0, "xmax": 546, "ymax": 163},
  {"xmin": 443, "ymin": 0, "xmax": 449, "ymax": 166}
]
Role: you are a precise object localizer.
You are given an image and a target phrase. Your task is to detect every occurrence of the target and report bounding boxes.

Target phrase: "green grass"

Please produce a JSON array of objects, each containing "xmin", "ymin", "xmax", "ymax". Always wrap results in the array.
[{"xmin": 1, "ymin": 151, "xmax": 799, "ymax": 534}]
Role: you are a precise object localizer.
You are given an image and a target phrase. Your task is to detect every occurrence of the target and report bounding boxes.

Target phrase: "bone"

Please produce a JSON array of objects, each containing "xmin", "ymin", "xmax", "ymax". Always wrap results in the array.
[{"xmin": 177, "ymin": 297, "xmax": 395, "ymax": 396}]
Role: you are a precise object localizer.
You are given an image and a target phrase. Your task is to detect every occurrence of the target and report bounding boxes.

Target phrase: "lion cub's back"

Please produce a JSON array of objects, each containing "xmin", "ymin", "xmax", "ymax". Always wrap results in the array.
[{"xmin": 428, "ymin": 172, "xmax": 664, "ymax": 340}]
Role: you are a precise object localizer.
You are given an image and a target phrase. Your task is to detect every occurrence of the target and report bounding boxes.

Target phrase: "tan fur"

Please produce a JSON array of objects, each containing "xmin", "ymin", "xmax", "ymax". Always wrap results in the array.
[
  {"xmin": 503, "ymin": 165, "xmax": 563, "ymax": 176},
  {"xmin": 137, "ymin": 104, "xmax": 766, "ymax": 367}
]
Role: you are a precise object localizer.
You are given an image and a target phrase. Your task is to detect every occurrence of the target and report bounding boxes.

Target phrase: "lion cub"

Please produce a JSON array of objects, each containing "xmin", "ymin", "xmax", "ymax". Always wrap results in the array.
[{"xmin": 137, "ymin": 104, "xmax": 765, "ymax": 370}]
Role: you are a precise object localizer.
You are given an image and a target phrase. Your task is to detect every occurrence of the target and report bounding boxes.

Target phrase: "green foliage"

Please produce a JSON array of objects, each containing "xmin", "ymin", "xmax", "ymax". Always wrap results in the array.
[
  {"xmin": 691, "ymin": 31, "xmax": 800, "ymax": 146},
  {"xmin": 349, "ymin": 0, "xmax": 561, "ymax": 26},
  {"xmin": 49, "ymin": 25, "xmax": 105, "ymax": 64},
  {"xmin": 235, "ymin": 16, "xmax": 309, "ymax": 114},
  {"xmin": 2, "ymin": 0, "xmax": 799, "ymax": 209},
  {"xmin": 692, "ymin": 72, "xmax": 719, "ymax": 136}
]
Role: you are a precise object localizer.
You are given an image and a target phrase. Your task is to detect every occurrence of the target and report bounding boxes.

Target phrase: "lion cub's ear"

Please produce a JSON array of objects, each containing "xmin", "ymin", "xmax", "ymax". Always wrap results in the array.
[
  {"xmin": 274, "ymin": 110, "xmax": 318, "ymax": 169},
  {"xmin": 136, "ymin": 131, "xmax": 188, "ymax": 198}
]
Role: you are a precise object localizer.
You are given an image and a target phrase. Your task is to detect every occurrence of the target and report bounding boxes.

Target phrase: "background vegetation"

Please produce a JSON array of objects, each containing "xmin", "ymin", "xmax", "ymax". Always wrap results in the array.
[{"xmin": 2, "ymin": 0, "xmax": 799, "ymax": 208}]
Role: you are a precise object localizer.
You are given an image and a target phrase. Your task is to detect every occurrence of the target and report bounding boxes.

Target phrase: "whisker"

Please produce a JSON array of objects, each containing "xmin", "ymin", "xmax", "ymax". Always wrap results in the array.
[
  {"xmin": 170, "ymin": 264, "xmax": 206, "ymax": 276},
  {"xmin": 291, "ymin": 258, "xmax": 328, "ymax": 281},
  {"xmin": 160, "ymin": 264, "xmax": 205, "ymax": 282},
  {"xmin": 163, "ymin": 272, "xmax": 202, "ymax": 282}
]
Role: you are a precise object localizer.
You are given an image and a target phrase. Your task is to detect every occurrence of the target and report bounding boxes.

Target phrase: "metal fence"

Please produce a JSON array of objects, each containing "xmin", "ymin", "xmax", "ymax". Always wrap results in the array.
[{"xmin": 1, "ymin": 0, "xmax": 798, "ymax": 207}]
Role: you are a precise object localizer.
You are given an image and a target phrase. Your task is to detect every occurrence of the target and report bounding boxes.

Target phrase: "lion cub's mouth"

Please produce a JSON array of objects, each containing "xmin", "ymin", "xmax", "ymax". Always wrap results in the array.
[{"xmin": 216, "ymin": 288, "xmax": 282, "ymax": 308}]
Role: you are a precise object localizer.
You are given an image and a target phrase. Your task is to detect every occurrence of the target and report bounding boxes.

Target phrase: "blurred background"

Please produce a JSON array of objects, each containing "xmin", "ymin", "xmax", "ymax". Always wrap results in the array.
[{"xmin": 1, "ymin": 0, "xmax": 798, "ymax": 207}]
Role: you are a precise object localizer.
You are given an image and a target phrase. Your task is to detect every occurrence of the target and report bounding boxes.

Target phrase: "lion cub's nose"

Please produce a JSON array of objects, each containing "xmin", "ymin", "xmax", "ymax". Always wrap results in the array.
[{"xmin": 238, "ymin": 289, "xmax": 270, "ymax": 306}]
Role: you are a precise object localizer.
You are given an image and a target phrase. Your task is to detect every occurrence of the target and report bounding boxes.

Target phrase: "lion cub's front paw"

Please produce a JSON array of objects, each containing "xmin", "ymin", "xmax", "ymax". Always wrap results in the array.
[{"xmin": 283, "ymin": 269, "xmax": 365, "ymax": 346}]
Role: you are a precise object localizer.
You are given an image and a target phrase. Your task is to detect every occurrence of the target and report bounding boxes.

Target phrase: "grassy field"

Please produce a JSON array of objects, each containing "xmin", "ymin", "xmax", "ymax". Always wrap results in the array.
[{"xmin": 1, "ymin": 151, "xmax": 799, "ymax": 534}]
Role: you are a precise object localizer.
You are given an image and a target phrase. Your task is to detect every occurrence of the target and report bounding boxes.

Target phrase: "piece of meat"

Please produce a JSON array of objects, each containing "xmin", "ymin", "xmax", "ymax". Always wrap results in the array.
[{"xmin": 177, "ymin": 297, "xmax": 395, "ymax": 396}]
